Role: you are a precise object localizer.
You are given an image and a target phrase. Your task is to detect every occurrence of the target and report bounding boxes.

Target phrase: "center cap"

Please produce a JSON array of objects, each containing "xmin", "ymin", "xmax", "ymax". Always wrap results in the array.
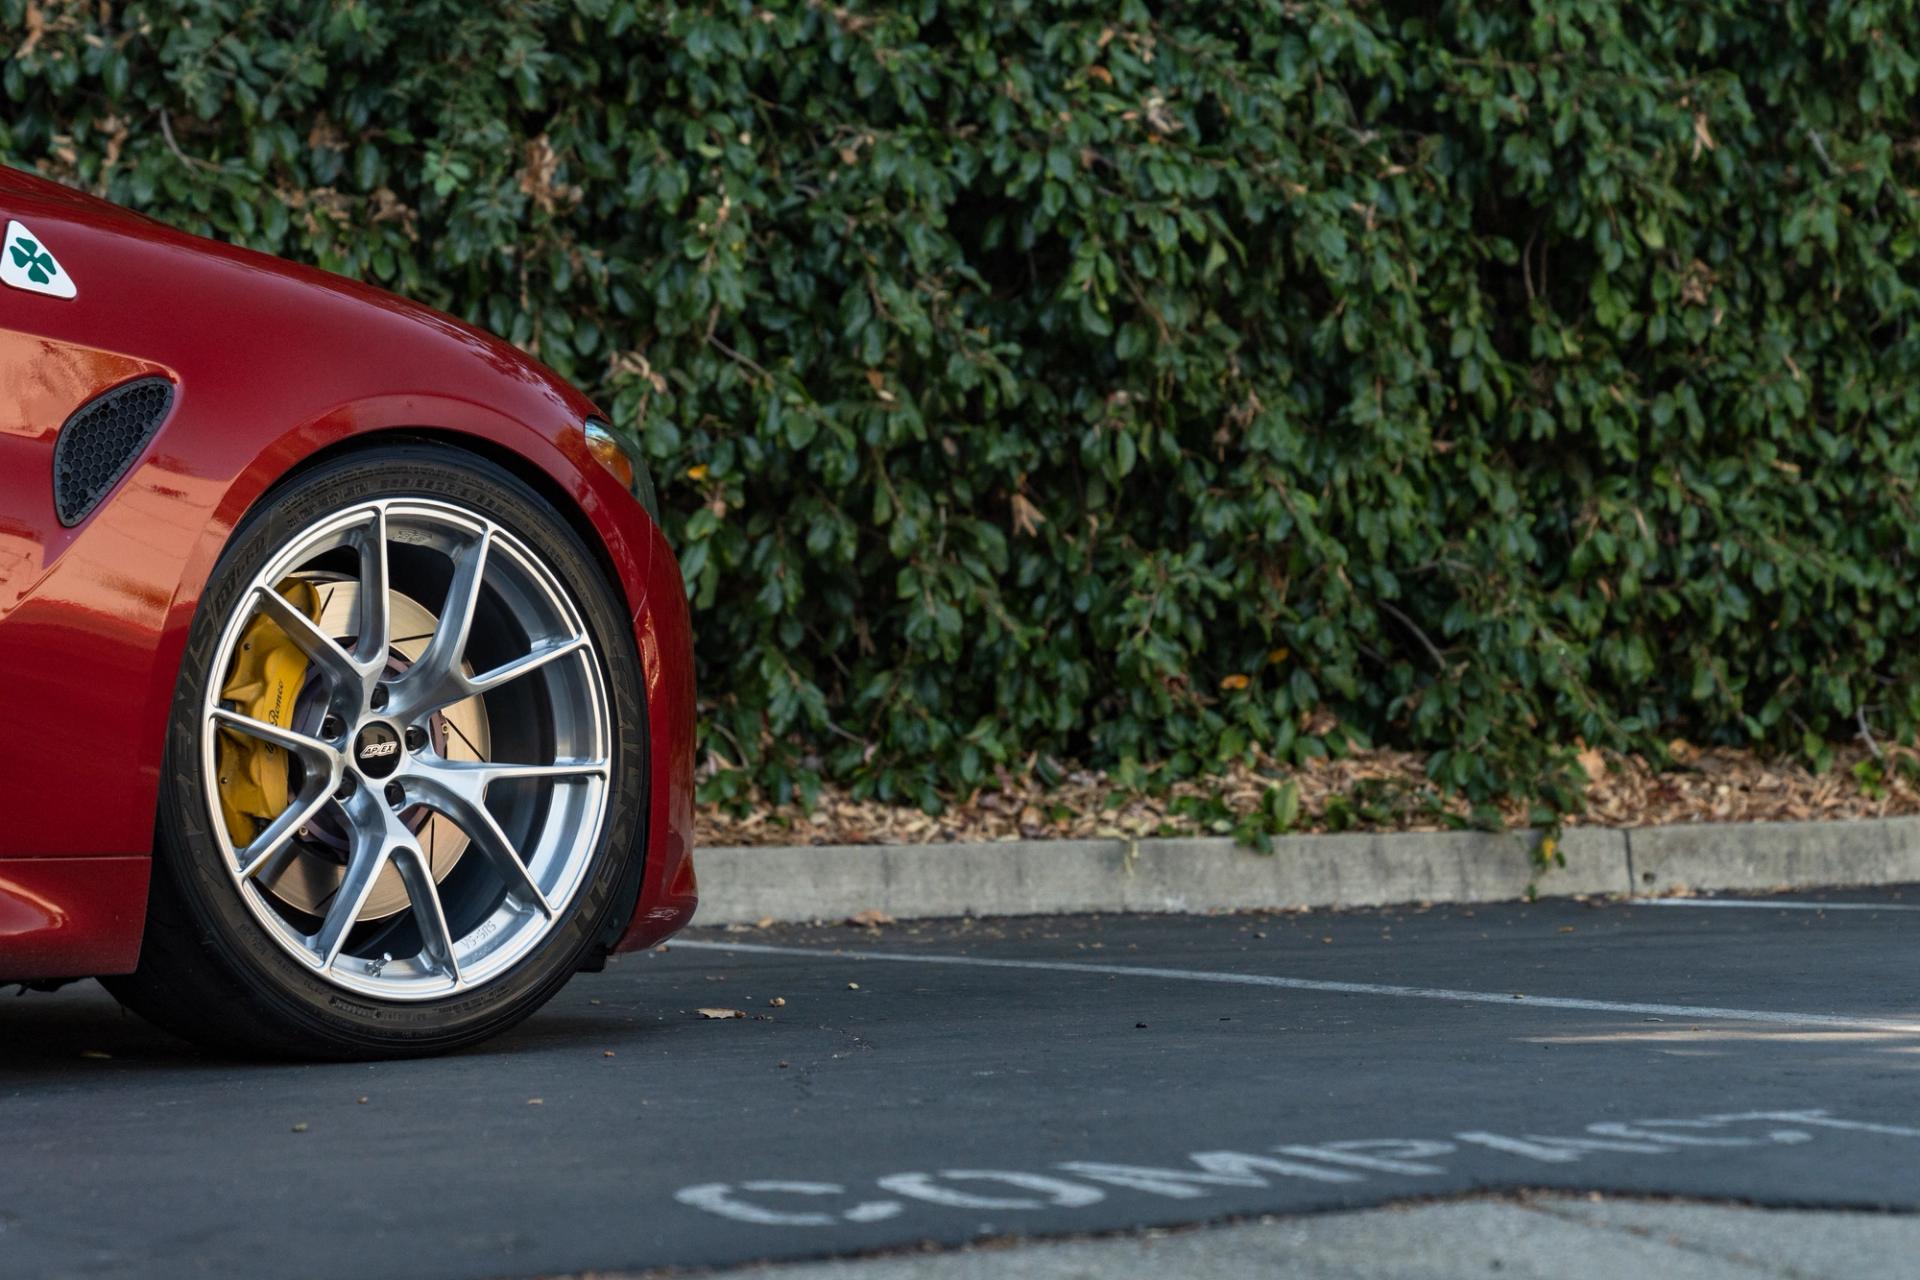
[{"xmin": 353, "ymin": 721, "xmax": 403, "ymax": 779}]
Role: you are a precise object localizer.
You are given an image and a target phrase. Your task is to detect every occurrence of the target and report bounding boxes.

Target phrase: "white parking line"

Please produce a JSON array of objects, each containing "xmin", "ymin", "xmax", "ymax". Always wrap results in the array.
[
  {"xmin": 1645, "ymin": 898, "xmax": 1920, "ymax": 912},
  {"xmin": 668, "ymin": 940, "xmax": 1920, "ymax": 1033}
]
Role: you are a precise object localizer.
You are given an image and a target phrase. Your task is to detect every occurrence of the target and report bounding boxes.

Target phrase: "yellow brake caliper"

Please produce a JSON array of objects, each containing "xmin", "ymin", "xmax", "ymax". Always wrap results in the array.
[{"xmin": 216, "ymin": 578, "xmax": 324, "ymax": 845}]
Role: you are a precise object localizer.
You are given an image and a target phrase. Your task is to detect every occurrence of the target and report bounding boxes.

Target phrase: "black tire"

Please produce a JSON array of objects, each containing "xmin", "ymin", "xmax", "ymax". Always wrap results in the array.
[{"xmin": 104, "ymin": 442, "xmax": 646, "ymax": 1059}]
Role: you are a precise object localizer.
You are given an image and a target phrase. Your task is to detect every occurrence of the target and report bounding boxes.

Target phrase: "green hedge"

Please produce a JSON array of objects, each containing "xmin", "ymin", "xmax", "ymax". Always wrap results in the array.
[{"xmin": 8, "ymin": 1, "xmax": 1920, "ymax": 818}]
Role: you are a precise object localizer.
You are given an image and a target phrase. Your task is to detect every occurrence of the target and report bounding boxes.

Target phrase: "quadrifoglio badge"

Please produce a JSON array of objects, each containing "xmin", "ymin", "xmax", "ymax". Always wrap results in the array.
[{"xmin": 2, "ymin": 220, "xmax": 77, "ymax": 299}]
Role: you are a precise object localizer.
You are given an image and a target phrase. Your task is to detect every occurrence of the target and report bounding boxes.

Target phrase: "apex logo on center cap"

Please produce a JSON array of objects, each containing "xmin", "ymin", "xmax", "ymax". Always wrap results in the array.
[
  {"xmin": 2, "ymin": 220, "xmax": 77, "ymax": 299},
  {"xmin": 354, "ymin": 723, "xmax": 402, "ymax": 778}
]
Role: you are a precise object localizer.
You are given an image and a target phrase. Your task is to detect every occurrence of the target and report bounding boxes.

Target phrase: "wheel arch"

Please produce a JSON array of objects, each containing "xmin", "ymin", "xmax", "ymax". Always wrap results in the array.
[{"xmin": 258, "ymin": 425, "xmax": 635, "ymax": 616}]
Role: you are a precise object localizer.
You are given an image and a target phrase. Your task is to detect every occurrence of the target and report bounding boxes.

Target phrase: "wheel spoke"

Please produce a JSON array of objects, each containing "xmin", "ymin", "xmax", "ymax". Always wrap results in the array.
[
  {"xmin": 392, "ymin": 844, "xmax": 461, "ymax": 982},
  {"xmin": 417, "ymin": 529, "xmax": 490, "ymax": 685},
  {"xmin": 212, "ymin": 708, "xmax": 339, "ymax": 882},
  {"xmin": 252, "ymin": 582, "xmax": 367, "ymax": 693},
  {"xmin": 406, "ymin": 769, "xmax": 554, "ymax": 917},
  {"xmin": 211, "ymin": 707, "xmax": 336, "ymax": 765},
  {"xmin": 391, "ymin": 528, "xmax": 491, "ymax": 718},
  {"xmin": 353, "ymin": 505, "xmax": 391, "ymax": 667},
  {"xmin": 312, "ymin": 818, "xmax": 397, "ymax": 969},
  {"xmin": 236, "ymin": 782, "xmax": 335, "ymax": 881},
  {"xmin": 466, "ymin": 635, "xmax": 589, "ymax": 696},
  {"xmin": 431, "ymin": 758, "xmax": 608, "ymax": 787}
]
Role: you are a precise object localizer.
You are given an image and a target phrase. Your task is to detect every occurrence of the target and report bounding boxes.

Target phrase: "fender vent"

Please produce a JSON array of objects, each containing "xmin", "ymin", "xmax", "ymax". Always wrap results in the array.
[{"xmin": 52, "ymin": 376, "xmax": 174, "ymax": 526}]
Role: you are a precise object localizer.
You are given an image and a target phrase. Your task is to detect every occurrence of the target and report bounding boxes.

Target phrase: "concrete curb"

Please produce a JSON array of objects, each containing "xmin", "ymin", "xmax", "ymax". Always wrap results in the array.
[{"xmin": 690, "ymin": 819, "xmax": 1920, "ymax": 925}]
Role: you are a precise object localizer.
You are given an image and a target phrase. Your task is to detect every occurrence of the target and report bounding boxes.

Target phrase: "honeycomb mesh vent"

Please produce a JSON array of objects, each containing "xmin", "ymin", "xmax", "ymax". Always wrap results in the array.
[{"xmin": 52, "ymin": 377, "xmax": 175, "ymax": 526}]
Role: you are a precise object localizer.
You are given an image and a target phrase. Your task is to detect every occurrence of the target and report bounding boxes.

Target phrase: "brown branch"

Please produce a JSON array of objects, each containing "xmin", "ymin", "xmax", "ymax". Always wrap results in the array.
[
  {"xmin": 1375, "ymin": 598, "xmax": 1447, "ymax": 674},
  {"xmin": 157, "ymin": 109, "xmax": 215, "ymax": 172}
]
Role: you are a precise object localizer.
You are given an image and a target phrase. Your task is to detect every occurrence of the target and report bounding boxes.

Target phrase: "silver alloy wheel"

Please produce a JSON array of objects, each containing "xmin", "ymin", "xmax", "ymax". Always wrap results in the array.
[{"xmin": 200, "ymin": 498, "xmax": 611, "ymax": 1001}]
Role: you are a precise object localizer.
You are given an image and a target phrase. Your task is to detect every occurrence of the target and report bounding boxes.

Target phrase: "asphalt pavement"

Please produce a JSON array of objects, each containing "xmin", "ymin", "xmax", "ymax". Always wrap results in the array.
[{"xmin": 4, "ymin": 889, "xmax": 1919, "ymax": 1279}]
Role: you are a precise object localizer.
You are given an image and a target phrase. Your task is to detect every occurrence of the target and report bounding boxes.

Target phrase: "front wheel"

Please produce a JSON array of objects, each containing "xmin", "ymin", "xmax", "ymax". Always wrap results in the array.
[{"xmin": 107, "ymin": 443, "xmax": 647, "ymax": 1058}]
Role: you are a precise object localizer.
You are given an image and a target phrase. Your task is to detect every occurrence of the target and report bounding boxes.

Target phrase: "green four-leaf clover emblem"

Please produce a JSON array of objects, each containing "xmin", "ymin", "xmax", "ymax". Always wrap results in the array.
[
  {"xmin": 10, "ymin": 235, "xmax": 59, "ymax": 285},
  {"xmin": 2, "ymin": 221, "xmax": 75, "ymax": 298}
]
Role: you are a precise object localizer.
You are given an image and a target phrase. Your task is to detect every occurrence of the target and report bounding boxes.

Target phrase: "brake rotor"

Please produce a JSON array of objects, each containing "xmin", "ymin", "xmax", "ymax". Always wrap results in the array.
[{"xmin": 223, "ymin": 574, "xmax": 492, "ymax": 923}]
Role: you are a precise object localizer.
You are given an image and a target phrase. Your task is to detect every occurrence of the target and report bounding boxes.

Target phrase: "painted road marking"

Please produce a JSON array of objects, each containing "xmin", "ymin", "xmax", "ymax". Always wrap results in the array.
[
  {"xmin": 1646, "ymin": 898, "xmax": 1920, "ymax": 912},
  {"xmin": 673, "ymin": 1109, "xmax": 1920, "ymax": 1227},
  {"xmin": 670, "ymin": 940, "xmax": 1920, "ymax": 1033}
]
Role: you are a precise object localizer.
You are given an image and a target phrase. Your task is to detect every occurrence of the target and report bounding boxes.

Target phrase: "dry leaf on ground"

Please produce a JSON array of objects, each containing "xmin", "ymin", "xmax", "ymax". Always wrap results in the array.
[{"xmin": 697, "ymin": 744, "xmax": 1915, "ymax": 848}]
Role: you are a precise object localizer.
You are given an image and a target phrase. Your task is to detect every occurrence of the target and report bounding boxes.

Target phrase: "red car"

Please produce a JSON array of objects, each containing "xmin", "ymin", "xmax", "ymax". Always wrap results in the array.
[{"xmin": 0, "ymin": 166, "xmax": 696, "ymax": 1058}]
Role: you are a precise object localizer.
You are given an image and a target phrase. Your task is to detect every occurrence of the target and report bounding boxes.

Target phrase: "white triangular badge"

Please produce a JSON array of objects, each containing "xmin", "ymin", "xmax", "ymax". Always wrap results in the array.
[{"xmin": 1, "ymin": 220, "xmax": 77, "ymax": 299}]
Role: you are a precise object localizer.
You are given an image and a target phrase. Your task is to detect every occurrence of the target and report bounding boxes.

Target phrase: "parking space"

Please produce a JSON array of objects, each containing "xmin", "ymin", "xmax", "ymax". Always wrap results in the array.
[{"xmin": 4, "ymin": 890, "xmax": 1919, "ymax": 1279}]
